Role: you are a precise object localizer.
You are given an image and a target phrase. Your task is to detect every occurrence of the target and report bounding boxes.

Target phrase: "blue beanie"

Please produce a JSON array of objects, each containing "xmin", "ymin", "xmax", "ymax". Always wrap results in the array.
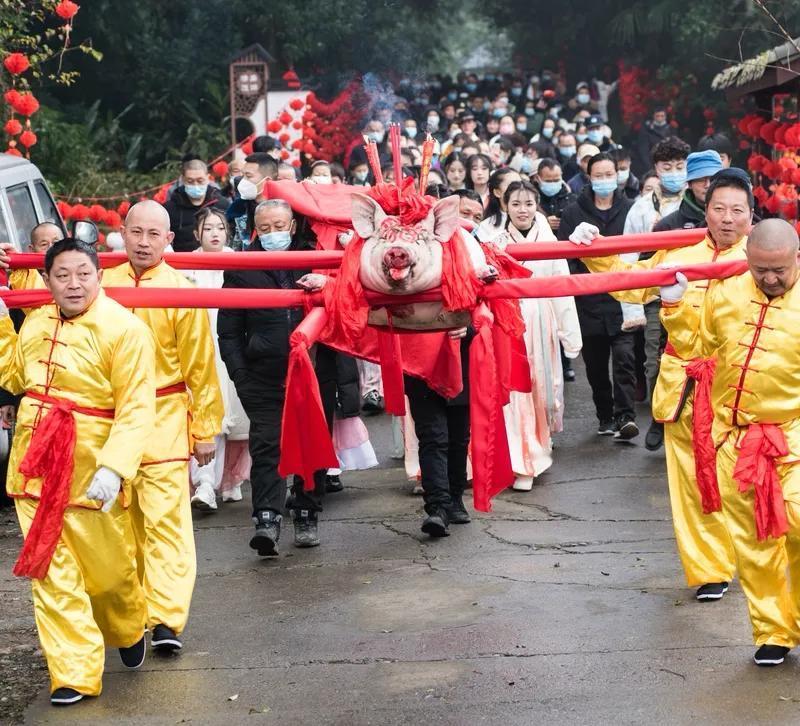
[{"xmin": 686, "ymin": 149, "xmax": 723, "ymax": 182}]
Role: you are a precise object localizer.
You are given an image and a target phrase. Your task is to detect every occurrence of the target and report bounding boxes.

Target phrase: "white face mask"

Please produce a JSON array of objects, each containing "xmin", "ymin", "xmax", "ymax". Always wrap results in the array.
[
  {"xmin": 311, "ymin": 175, "xmax": 332, "ymax": 185},
  {"xmin": 237, "ymin": 177, "xmax": 258, "ymax": 200}
]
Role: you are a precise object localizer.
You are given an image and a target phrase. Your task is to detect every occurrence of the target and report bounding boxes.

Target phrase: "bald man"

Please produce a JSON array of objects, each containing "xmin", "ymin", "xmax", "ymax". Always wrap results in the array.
[
  {"xmin": 661, "ymin": 218, "xmax": 800, "ymax": 667},
  {"xmin": 103, "ymin": 200, "xmax": 224, "ymax": 652}
]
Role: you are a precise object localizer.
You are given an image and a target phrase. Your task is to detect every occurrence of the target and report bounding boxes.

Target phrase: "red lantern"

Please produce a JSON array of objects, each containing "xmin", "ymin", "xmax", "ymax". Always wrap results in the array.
[
  {"xmin": 289, "ymin": 98, "xmax": 305, "ymax": 111},
  {"xmin": 291, "ymin": 120, "xmax": 302, "ymax": 130},
  {"xmin": 56, "ymin": 200, "xmax": 71, "ymax": 218},
  {"xmin": 154, "ymin": 185, "xmax": 169, "ymax": 204},
  {"xmin": 212, "ymin": 160, "xmax": 229, "ymax": 177},
  {"xmin": 3, "ymin": 53, "xmax": 30, "ymax": 75},
  {"xmin": 291, "ymin": 158, "xmax": 301, "ymax": 167},
  {"xmin": 117, "ymin": 200, "xmax": 131, "ymax": 217},
  {"xmin": 70, "ymin": 203, "xmax": 90, "ymax": 220},
  {"xmin": 4, "ymin": 89, "xmax": 21, "ymax": 107},
  {"xmin": 55, "ymin": 0, "xmax": 80, "ymax": 20},
  {"xmin": 279, "ymin": 111, "xmax": 292, "ymax": 126},
  {"xmin": 241, "ymin": 140, "xmax": 253, "ymax": 155},
  {"xmin": 18, "ymin": 129, "xmax": 37, "ymax": 148},
  {"xmin": 267, "ymin": 120, "xmax": 282, "ymax": 133},
  {"xmin": 280, "ymin": 150, "xmax": 290, "ymax": 160},
  {"xmin": 88, "ymin": 204, "xmax": 106, "ymax": 222},
  {"xmin": 104, "ymin": 209, "xmax": 122, "ymax": 229},
  {"xmin": 278, "ymin": 133, "xmax": 290, "ymax": 144},
  {"xmin": 13, "ymin": 93, "xmax": 40, "ymax": 117},
  {"xmin": 3, "ymin": 119, "xmax": 22, "ymax": 136},
  {"xmin": 4, "ymin": 146, "xmax": 21, "ymax": 157}
]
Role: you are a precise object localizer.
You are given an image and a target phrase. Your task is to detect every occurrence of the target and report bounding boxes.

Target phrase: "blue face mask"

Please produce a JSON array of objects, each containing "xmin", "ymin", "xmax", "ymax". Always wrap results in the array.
[
  {"xmin": 492, "ymin": 108, "xmax": 505, "ymax": 118},
  {"xmin": 525, "ymin": 107, "xmax": 535, "ymax": 116},
  {"xmin": 465, "ymin": 83, "xmax": 477, "ymax": 93},
  {"xmin": 577, "ymin": 93, "xmax": 591, "ymax": 105},
  {"xmin": 367, "ymin": 131, "xmax": 385, "ymax": 144},
  {"xmin": 576, "ymin": 133, "xmax": 588, "ymax": 143},
  {"xmin": 542, "ymin": 127, "xmax": 554, "ymax": 139},
  {"xmin": 660, "ymin": 170, "xmax": 687, "ymax": 193},
  {"xmin": 591, "ymin": 179, "xmax": 617, "ymax": 197},
  {"xmin": 258, "ymin": 230, "xmax": 292, "ymax": 251},
  {"xmin": 559, "ymin": 145, "xmax": 577, "ymax": 158},
  {"xmin": 511, "ymin": 87, "xmax": 522, "ymax": 97},
  {"xmin": 483, "ymin": 101, "xmax": 491, "ymax": 111},
  {"xmin": 184, "ymin": 184, "xmax": 207, "ymax": 200},
  {"xmin": 539, "ymin": 181, "xmax": 562, "ymax": 197},
  {"xmin": 587, "ymin": 129, "xmax": 604, "ymax": 145},
  {"xmin": 447, "ymin": 91, "xmax": 458, "ymax": 101},
  {"xmin": 519, "ymin": 157, "xmax": 534, "ymax": 174},
  {"xmin": 405, "ymin": 126, "xmax": 418, "ymax": 139}
]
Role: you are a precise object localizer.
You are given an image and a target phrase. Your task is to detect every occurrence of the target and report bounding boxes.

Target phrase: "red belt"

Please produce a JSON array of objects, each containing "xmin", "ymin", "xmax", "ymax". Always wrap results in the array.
[
  {"xmin": 14, "ymin": 391, "xmax": 116, "ymax": 579},
  {"xmin": 664, "ymin": 341, "xmax": 722, "ymax": 513},
  {"xmin": 157, "ymin": 382, "xmax": 187, "ymax": 397}
]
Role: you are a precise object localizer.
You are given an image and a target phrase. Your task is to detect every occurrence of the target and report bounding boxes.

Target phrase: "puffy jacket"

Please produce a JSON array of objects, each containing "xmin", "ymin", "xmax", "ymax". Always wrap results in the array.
[{"xmin": 163, "ymin": 187, "xmax": 230, "ymax": 252}]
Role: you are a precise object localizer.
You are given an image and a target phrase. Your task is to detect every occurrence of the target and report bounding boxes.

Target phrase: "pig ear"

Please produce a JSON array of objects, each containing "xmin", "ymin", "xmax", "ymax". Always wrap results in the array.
[
  {"xmin": 429, "ymin": 194, "xmax": 461, "ymax": 242},
  {"xmin": 351, "ymin": 193, "xmax": 386, "ymax": 239}
]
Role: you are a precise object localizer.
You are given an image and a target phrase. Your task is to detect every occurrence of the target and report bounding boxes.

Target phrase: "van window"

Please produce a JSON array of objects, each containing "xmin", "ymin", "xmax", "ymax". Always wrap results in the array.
[
  {"xmin": 6, "ymin": 183, "xmax": 37, "ymax": 249},
  {"xmin": 0, "ymin": 205, "xmax": 9, "ymax": 247},
  {"xmin": 34, "ymin": 181, "xmax": 65, "ymax": 234}
]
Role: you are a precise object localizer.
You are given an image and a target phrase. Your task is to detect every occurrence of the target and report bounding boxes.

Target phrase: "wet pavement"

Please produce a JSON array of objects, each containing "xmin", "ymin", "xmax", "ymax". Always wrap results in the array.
[{"xmin": 12, "ymin": 367, "xmax": 800, "ymax": 725}]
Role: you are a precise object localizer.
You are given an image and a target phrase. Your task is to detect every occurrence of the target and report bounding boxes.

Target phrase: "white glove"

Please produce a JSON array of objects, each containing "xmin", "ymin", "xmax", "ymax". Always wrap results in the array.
[
  {"xmin": 85, "ymin": 466, "xmax": 122, "ymax": 512},
  {"xmin": 337, "ymin": 230, "xmax": 354, "ymax": 247},
  {"xmin": 658, "ymin": 266, "xmax": 689, "ymax": 303},
  {"xmin": 568, "ymin": 222, "xmax": 600, "ymax": 246}
]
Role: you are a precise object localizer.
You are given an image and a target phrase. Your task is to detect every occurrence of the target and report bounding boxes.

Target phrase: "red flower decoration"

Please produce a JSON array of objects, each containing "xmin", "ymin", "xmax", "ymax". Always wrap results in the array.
[
  {"xmin": 13, "ymin": 93, "xmax": 40, "ymax": 117},
  {"xmin": 117, "ymin": 200, "xmax": 131, "ymax": 217},
  {"xmin": 267, "ymin": 120, "xmax": 282, "ymax": 133},
  {"xmin": 3, "ymin": 53, "xmax": 30, "ymax": 75},
  {"xmin": 212, "ymin": 160, "xmax": 228, "ymax": 177},
  {"xmin": 289, "ymin": 98, "xmax": 305, "ymax": 111},
  {"xmin": 55, "ymin": 0, "xmax": 80, "ymax": 20},
  {"xmin": 18, "ymin": 129, "xmax": 37, "ymax": 148},
  {"xmin": 4, "ymin": 118, "xmax": 22, "ymax": 136}
]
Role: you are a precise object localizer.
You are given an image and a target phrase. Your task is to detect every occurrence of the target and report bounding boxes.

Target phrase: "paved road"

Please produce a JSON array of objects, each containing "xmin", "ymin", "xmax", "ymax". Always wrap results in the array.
[{"xmin": 15, "ymin": 367, "xmax": 800, "ymax": 725}]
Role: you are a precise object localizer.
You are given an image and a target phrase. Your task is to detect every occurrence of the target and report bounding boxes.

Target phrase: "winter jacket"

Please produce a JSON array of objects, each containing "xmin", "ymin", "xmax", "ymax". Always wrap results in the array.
[
  {"xmin": 535, "ymin": 181, "xmax": 576, "ymax": 219},
  {"xmin": 652, "ymin": 190, "xmax": 706, "ymax": 231},
  {"xmin": 634, "ymin": 121, "xmax": 672, "ymax": 176},
  {"xmin": 558, "ymin": 186, "xmax": 635, "ymax": 337},
  {"xmin": 163, "ymin": 187, "xmax": 230, "ymax": 252}
]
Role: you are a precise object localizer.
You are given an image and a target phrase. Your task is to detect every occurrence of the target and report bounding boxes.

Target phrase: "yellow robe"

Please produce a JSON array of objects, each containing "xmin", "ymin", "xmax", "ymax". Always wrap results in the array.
[
  {"xmin": 9, "ymin": 267, "xmax": 47, "ymax": 316},
  {"xmin": 663, "ymin": 273, "xmax": 800, "ymax": 646},
  {"xmin": 583, "ymin": 237, "xmax": 746, "ymax": 586},
  {"xmin": 102, "ymin": 260, "xmax": 224, "ymax": 633},
  {"xmin": 0, "ymin": 291, "xmax": 155, "ymax": 695}
]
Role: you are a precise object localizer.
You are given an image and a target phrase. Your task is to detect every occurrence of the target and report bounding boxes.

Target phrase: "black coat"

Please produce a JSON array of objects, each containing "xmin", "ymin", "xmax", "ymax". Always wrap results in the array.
[
  {"xmin": 652, "ymin": 191, "xmax": 705, "ymax": 231},
  {"xmin": 559, "ymin": 186, "xmax": 635, "ymax": 337},
  {"xmin": 163, "ymin": 187, "xmax": 230, "ymax": 253},
  {"xmin": 535, "ymin": 182, "xmax": 575, "ymax": 219}
]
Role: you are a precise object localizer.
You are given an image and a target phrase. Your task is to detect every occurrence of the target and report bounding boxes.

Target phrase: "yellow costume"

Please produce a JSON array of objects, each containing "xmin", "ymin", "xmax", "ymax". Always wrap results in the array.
[
  {"xmin": 9, "ymin": 267, "xmax": 47, "ymax": 316},
  {"xmin": 663, "ymin": 273, "xmax": 800, "ymax": 646},
  {"xmin": 102, "ymin": 261, "xmax": 223, "ymax": 634},
  {"xmin": 0, "ymin": 291, "xmax": 155, "ymax": 695},
  {"xmin": 583, "ymin": 237, "xmax": 746, "ymax": 586}
]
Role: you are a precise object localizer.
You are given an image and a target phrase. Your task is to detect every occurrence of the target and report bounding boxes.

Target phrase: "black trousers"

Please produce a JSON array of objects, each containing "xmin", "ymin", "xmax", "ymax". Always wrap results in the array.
[
  {"xmin": 237, "ymin": 345, "xmax": 337, "ymax": 517},
  {"xmin": 581, "ymin": 332, "xmax": 636, "ymax": 423},
  {"xmin": 405, "ymin": 376, "xmax": 470, "ymax": 516}
]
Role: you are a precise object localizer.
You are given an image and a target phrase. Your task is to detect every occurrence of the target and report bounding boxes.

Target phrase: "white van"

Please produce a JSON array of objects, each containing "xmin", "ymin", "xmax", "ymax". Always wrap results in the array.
[{"xmin": 0, "ymin": 153, "xmax": 65, "ymax": 251}]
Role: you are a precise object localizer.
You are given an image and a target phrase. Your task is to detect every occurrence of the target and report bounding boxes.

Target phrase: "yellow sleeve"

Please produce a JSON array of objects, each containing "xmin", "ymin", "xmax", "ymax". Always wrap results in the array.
[
  {"xmin": 582, "ymin": 248, "xmax": 667, "ymax": 304},
  {"xmin": 97, "ymin": 322, "xmax": 157, "ymax": 480},
  {"xmin": 660, "ymin": 283, "xmax": 718, "ymax": 359},
  {"xmin": 175, "ymin": 305, "xmax": 224, "ymax": 444},
  {"xmin": 0, "ymin": 315, "xmax": 24, "ymax": 395}
]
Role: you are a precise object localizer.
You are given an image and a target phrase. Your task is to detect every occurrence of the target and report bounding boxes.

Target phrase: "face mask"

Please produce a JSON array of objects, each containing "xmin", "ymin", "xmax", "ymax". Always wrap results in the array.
[
  {"xmin": 516, "ymin": 122, "xmax": 528, "ymax": 132},
  {"xmin": 587, "ymin": 129, "xmax": 604, "ymax": 144},
  {"xmin": 485, "ymin": 74, "xmax": 495, "ymax": 82},
  {"xmin": 576, "ymin": 133, "xmax": 588, "ymax": 143},
  {"xmin": 654, "ymin": 119, "xmax": 668, "ymax": 127},
  {"xmin": 465, "ymin": 83, "xmax": 477, "ymax": 93},
  {"xmin": 483, "ymin": 101, "xmax": 491, "ymax": 111},
  {"xmin": 499, "ymin": 123, "xmax": 514, "ymax": 135},
  {"xmin": 577, "ymin": 93, "xmax": 591, "ymax": 105},
  {"xmin": 353, "ymin": 169, "xmax": 369, "ymax": 183},
  {"xmin": 185, "ymin": 184, "xmax": 207, "ymax": 200},
  {"xmin": 525, "ymin": 107, "xmax": 535, "ymax": 116},
  {"xmin": 405, "ymin": 126, "xmax": 418, "ymax": 139},
  {"xmin": 560, "ymin": 145, "xmax": 576, "ymax": 158},
  {"xmin": 591, "ymin": 179, "xmax": 617, "ymax": 197},
  {"xmin": 447, "ymin": 91, "xmax": 458, "ymax": 101},
  {"xmin": 660, "ymin": 170, "xmax": 687, "ymax": 193},
  {"xmin": 427, "ymin": 116, "xmax": 439, "ymax": 131},
  {"xmin": 519, "ymin": 157, "xmax": 534, "ymax": 174},
  {"xmin": 617, "ymin": 169, "xmax": 630, "ymax": 185},
  {"xmin": 367, "ymin": 131, "xmax": 385, "ymax": 144},
  {"xmin": 511, "ymin": 87, "xmax": 522, "ymax": 97},
  {"xmin": 542, "ymin": 127, "xmax": 554, "ymax": 139},
  {"xmin": 492, "ymin": 108, "xmax": 505, "ymax": 118},
  {"xmin": 311, "ymin": 175, "xmax": 332, "ymax": 185},
  {"xmin": 539, "ymin": 180, "xmax": 562, "ymax": 197},
  {"xmin": 258, "ymin": 230, "xmax": 292, "ymax": 251},
  {"xmin": 237, "ymin": 177, "xmax": 258, "ymax": 200}
]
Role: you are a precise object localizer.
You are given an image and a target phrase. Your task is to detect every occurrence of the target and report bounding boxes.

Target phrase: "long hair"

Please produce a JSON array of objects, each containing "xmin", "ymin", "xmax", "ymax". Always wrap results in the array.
[{"xmin": 483, "ymin": 167, "xmax": 520, "ymax": 226}]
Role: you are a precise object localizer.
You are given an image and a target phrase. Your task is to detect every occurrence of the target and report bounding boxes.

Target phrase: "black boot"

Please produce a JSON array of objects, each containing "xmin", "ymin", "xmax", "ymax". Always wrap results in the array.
[
  {"xmin": 250, "ymin": 510, "xmax": 281, "ymax": 556},
  {"xmin": 645, "ymin": 420, "xmax": 664, "ymax": 451},
  {"xmin": 292, "ymin": 509, "xmax": 321, "ymax": 548},
  {"xmin": 448, "ymin": 495, "xmax": 471, "ymax": 524},
  {"xmin": 421, "ymin": 507, "xmax": 450, "ymax": 538}
]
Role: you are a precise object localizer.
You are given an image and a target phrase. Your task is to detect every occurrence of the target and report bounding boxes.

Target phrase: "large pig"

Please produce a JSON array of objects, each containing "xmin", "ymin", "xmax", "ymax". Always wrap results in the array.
[{"xmin": 349, "ymin": 193, "xmax": 494, "ymax": 330}]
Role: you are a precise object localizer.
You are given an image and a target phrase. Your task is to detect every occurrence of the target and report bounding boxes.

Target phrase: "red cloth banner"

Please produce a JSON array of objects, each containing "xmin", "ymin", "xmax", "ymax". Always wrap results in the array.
[{"xmin": 684, "ymin": 355, "xmax": 721, "ymax": 514}]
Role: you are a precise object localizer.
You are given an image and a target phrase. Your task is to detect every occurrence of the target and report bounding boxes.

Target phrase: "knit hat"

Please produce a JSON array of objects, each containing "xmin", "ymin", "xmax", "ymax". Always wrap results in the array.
[{"xmin": 686, "ymin": 149, "xmax": 723, "ymax": 181}]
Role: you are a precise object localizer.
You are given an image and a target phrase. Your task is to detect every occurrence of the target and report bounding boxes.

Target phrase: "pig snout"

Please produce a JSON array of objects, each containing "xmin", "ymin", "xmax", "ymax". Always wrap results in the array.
[{"xmin": 383, "ymin": 246, "xmax": 415, "ymax": 283}]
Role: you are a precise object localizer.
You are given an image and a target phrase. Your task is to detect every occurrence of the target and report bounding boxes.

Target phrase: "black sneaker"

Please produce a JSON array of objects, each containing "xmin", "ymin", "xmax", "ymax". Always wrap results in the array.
[
  {"xmin": 448, "ymin": 497, "xmax": 471, "ymax": 524},
  {"xmin": 292, "ymin": 509, "xmax": 320, "ymax": 548},
  {"xmin": 421, "ymin": 509, "xmax": 450, "ymax": 538},
  {"xmin": 119, "ymin": 633, "xmax": 147, "ymax": 669},
  {"xmin": 51, "ymin": 687, "xmax": 84, "ymax": 706},
  {"xmin": 151, "ymin": 624, "xmax": 182, "ymax": 652},
  {"xmin": 645, "ymin": 420, "xmax": 664, "ymax": 451},
  {"xmin": 250, "ymin": 510, "xmax": 281, "ymax": 557},
  {"xmin": 695, "ymin": 582, "xmax": 729, "ymax": 601},
  {"xmin": 325, "ymin": 474, "xmax": 344, "ymax": 493},
  {"xmin": 361, "ymin": 390, "xmax": 384, "ymax": 416},
  {"xmin": 597, "ymin": 420, "xmax": 615, "ymax": 436},
  {"xmin": 754, "ymin": 644, "xmax": 790, "ymax": 666},
  {"xmin": 563, "ymin": 367, "xmax": 576, "ymax": 382},
  {"xmin": 615, "ymin": 420, "xmax": 640, "ymax": 441}
]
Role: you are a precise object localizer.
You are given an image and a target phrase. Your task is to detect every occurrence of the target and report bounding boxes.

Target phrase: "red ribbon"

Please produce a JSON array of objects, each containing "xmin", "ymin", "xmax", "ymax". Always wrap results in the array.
[
  {"xmin": 683, "ymin": 355, "xmax": 721, "ymax": 514},
  {"xmin": 377, "ymin": 325, "xmax": 406, "ymax": 416},
  {"xmin": 733, "ymin": 423, "xmax": 790, "ymax": 541},
  {"xmin": 278, "ymin": 308, "xmax": 338, "ymax": 490}
]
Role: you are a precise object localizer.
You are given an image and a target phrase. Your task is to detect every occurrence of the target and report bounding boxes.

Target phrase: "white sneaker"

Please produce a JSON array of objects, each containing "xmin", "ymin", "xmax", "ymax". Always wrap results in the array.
[
  {"xmin": 222, "ymin": 483, "xmax": 243, "ymax": 503},
  {"xmin": 191, "ymin": 482, "xmax": 218, "ymax": 511},
  {"xmin": 512, "ymin": 476, "xmax": 534, "ymax": 491}
]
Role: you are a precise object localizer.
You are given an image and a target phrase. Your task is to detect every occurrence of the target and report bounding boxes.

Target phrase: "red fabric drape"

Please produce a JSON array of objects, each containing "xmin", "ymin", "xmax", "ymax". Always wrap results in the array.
[
  {"xmin": 684, "ymin": 355, "xmax": 721, "ymax": 514},
  {"xmin": 376, "ymin": 327, "xmax": 406, "ymax": 416},
  {"xmin": 469, "ymin": 303, "xmax": 514, "ymax": 512},
  {"xmin": 278, "ymin": 308, "xmax": 338, "ymax": 489},
  {"xmin": 440, "ymin": 231, "xmax": 483, "ymax": 312},
  {"xmin": 733, "ymin": 424, "xmax": 790, "ymax": 541}
]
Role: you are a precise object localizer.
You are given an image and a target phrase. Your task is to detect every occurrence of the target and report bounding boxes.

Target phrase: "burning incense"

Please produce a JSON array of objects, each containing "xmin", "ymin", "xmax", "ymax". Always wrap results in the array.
[
  {"xmin": 389, "ymin": 123, "xmax": 403, "ymax": 185},
  {"xmin": 418, "ymin": 134, "xmax": 435, "ymax": 193},
  {"xmin": 362, "ymin": 136, "xmax": 384, "ymax": 184}
]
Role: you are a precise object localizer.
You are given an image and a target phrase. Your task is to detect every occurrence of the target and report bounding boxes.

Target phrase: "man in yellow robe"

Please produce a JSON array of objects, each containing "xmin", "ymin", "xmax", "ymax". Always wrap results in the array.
[
  {"xmin": 7, "ymin": 221, "xmax": 62, "ymax": 293},
  {"xmin": 0, "ymin": 238, "xmax": 156, "ymax": 705},
  {"xmin": 660, "ymin": 218, "xmax": 800, "ymax": 667},
  {"xmin": 102, "ymin": 200, "xmax": 224, "ymax": 652},
  {"xmin": 566, "ymin": 170, "xmax": 754, "ymax": 600}
]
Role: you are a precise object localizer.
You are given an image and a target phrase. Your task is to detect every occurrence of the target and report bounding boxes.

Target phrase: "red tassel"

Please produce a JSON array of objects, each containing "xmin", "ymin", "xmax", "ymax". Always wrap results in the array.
[
  {"xmin": 685, "ymin": 356, "xmax": 721, "ymax": 514},
  {"xmin": 14, "ymin": 403, "xmax": 77, "ymax": 579},
  {"xmin": 441, "ymin": 231, "xmax": 483, "ymax": 312},
  {"xmin": 469, "ymin": 304, "xmax": 514, "ymax": 512},
  {"xmin": 278, "ymin": 308, "xmax": 339, "ymax": 490},
  {"xmin": 377, "ymin": 325, "xmax": 406, "ymax": 416}
]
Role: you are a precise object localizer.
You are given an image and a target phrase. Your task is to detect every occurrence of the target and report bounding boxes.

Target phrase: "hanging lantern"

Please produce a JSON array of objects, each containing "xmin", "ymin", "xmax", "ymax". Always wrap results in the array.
[
  {"xmin": 55, "ymin": 0, "xmax": 80, "ymax": 20},
  {"xmin": 3, "ymin": 53, "xmax": 30, "ymax": 75}
]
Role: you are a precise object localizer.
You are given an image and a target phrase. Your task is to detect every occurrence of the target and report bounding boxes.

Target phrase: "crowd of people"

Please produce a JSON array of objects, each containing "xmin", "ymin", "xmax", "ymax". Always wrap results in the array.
[{"xmin": 3, "ymin": 67, "xmax": 799, "ymax": 706}]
